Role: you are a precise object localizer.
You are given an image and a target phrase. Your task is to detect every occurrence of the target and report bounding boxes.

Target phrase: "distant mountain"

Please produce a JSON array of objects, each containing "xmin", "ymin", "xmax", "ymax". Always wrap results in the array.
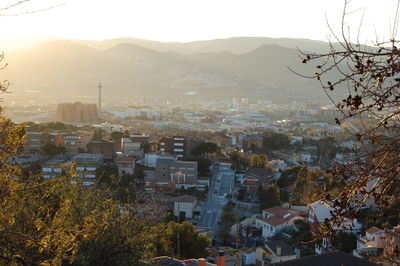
[
  {"xmin": 4, "ymin": 37, "xmax": 344, "ymax": 104},
  {"xmin": 75, "ymin": 36, "xmax": 333, "ymax": 54}
]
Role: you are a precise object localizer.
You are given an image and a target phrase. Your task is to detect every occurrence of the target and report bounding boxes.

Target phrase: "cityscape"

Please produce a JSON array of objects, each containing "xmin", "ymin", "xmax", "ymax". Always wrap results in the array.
[{"xmin": 1, "ymin": 0, "xmax": 400, "ymax": 265}]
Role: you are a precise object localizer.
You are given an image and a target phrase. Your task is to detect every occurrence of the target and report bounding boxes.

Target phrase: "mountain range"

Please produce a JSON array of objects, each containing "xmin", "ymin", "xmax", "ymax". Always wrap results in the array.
[{"xmin": 3, "ymin": 37, "xmax": 343, "ymax": 104}]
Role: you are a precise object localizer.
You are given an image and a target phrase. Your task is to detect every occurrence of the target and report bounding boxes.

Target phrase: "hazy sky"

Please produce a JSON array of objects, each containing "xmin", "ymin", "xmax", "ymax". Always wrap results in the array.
[{"xmin": 0, "ymin": 0, "xmax": 398, "ymax": 50}]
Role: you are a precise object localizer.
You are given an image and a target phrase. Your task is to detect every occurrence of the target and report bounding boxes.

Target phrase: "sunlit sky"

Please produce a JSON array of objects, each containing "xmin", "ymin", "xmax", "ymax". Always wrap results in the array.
[{"xmin": 0, "ymin": 0, "xmax": 399, "ymax": 50}]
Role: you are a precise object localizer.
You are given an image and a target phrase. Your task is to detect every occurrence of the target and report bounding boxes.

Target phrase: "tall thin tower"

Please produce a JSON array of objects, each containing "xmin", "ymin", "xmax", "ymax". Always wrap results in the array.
[{"xmin": 98, "ymin": 82, "xmax": 102, "ymax": 119}]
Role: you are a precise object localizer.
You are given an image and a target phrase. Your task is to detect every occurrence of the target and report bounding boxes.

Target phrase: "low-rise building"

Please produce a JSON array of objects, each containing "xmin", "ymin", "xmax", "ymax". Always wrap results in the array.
[
  {"xmin": 353, "ymin": 226, "xmax": 384, "ymax": 258},
  {"xmin": 255, "ymin": 206, "xmax": 302, "ymax": 239},
  {"xmin": 174, "ymin": 195, "xmax": 201, "ymax": 219},
  {"xmin": 115, "ymin": 156, "xmax": 136, "ymax": 177}
]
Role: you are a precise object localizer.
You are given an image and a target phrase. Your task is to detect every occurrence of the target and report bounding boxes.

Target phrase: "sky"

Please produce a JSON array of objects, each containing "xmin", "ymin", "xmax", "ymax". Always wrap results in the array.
[{"xmin": 0, "ymin": 0, "xmax": 399, "ymax": 50}]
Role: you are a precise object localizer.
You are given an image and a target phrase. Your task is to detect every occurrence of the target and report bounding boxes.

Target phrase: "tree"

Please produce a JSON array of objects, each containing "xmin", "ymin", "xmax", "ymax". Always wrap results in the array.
[
  {"xmin": 92, "ymin": 129, "xmax": 103, "ymax": 141},
  {"xmin": 154, "ymin": 221, "xmax": 210, "ymax": 259},
  {"xmin": 218, "ymin": 202, "xmax": 236, "ymax": 242},
  {"xmin": 331, "ymin": 231, "xmax": 357, "ymax": 253},
  {"xmin": 110, "ymin": 131, "xmax": 126, "ymax": 141},
  {"xmin": 258, "ymin": 184, "xmax": 281, "ymax": 209},
  {"xmin": 191, "ymin": 142, "xmax": 220, "ymax": 157},
  {"xmin": 42, "ymin": 142, "xmax": 66, "ymax": 156},
  {"xmin": 296, "ymin": 0, "xmax": 400, "ymax": 242},
  {"xmin": 263, "ymin": 133, "xmax": 290, "ymax": 150},
  {"xmin": 250, "ymin": 154, "xmax": 271, "ymax": 168}
]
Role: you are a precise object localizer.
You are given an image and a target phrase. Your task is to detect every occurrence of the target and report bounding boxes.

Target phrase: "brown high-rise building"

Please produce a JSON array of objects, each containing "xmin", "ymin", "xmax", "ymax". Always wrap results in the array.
[
  {"xmin": 56, "ymin": 102, "xmax": 98, "ymax": 123},
  {"xmin": 159, "ymin": 136, "xmax": 188, "ymax": 159}
]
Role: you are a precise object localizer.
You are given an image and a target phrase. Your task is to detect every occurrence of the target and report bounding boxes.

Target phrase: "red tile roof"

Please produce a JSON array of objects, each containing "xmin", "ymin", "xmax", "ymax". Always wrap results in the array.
[{"xmin": 366, "ymin": 226, "xmax": 382, "ymax": 234}]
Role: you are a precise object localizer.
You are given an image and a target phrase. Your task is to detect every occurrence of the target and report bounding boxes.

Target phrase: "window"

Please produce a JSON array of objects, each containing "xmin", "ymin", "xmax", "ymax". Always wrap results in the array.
[{"xmin": 174, "ymin": 143, "xmax": 184, "ymax": 146}]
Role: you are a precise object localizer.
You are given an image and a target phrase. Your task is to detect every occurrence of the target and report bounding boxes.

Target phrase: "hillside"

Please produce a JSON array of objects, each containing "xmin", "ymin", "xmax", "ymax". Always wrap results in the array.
[{"xmin": 3, "ymin": 37, "xmax": 344, "ymax": 103}]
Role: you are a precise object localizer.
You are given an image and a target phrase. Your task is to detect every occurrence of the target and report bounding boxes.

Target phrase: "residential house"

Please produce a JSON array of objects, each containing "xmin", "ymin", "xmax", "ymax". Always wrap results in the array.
[
  {"xmin": 255, "ymin": 240, "xmax": 297, "ymax": 265},
  {"xmin": 353, "ymin": 226, "xmax": 384, "ymax": 258},
  {"xmin": 255, "ymin": 206, "xmax": 302, "ymax": 239},
  {"xmin": 309, "ymin": 199, "xmax": 362, "ymax": 254},
  {"xmin": 174, "ymin": 195, "xmax": 201, "ymax": 219},
  {"xmin": 239, "ymin": 248, "xmax": 256, "ymax": 266},
  {"xmin": 241, "ymin": 175, "xmax": 259, "ymax": 193},
  {"xmin": 115, "ymin": 156, "xmax": 136, "ymax": 177}
]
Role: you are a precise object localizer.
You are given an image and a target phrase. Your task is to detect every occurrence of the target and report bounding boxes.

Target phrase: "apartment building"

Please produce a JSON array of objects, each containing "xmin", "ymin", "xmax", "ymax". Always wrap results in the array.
[
  {"xmin": 72, "ymin": 153, "xmax": 103, "ymax": 186},
  {"xmin": 87, "ymin": 140, "xmax": 115, "ymax": 159},
  {"xmin": 159, "ymin": 136, "xmax": 188, "ymax": 159}
]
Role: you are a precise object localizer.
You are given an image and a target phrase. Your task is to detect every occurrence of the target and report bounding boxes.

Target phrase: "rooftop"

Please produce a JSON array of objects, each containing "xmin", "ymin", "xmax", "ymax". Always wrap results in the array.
[
  {"xmin": 366, "ymin": 226, "xmax": 383, "ymax": 235},
  {"xmin": 175, "ymin": 195, "xmax": 197, "ymax": 203},
  {"xmin": 273, "ymin": 251, "xmax": 377, "ymax": 266}
]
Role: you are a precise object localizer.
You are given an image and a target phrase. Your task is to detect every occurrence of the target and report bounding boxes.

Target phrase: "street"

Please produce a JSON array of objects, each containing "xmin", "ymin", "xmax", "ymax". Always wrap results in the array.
[{"xmin": 198, "ymin": 163, "xmax": 235, "ymax": 239}]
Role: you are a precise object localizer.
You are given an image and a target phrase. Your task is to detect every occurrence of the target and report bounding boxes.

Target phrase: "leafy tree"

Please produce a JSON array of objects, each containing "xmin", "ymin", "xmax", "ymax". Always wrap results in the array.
[
  {"xmin": 218, "ymin": 202, "xmax": 236, "ymax": 241},
  {"xmin": 42, "ymin": 142, "xmax": 66, "ymax": 156},
  {"xmin": 92, "ymin": 129, "xmax": 103, "ymax": 141},
  {"xmin": 331, "ymin": 231, "xmax": 357, "ymax": 253},
  {"xmin": 154, "ymin": 221, "xmax": 210, "ymax": 259},
  {"xmin": 258, "ymin": 184, "xmax": 281, "ymax": 209},
  {"xmin": 237, "ymin": 187, "xmax": 247, "ymax": 201},
  {"xmin": 250, "ymin": 154, "xmax": 271, "ymax": 168},
  {"xmin": 191, "ymin": 142, "xmax": 220, "ymax": 157},
  {"xmin": 185, "ymin": 156, "xmax": 211, "ymax": 176},
  {"xmin": 263, "ymin": 133, "xmax": 290, "ymax": 150},
  {"xmin": 277, "ymin": 166, "xmax": 302, "ymax": 188},
  {"xmin": 110, "ymin": 131, "xmax": 126, "ymax": 141}
]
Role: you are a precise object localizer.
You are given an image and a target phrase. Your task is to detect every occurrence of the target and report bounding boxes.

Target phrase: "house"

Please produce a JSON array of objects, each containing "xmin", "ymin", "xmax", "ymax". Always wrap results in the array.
[
  {"xmin": 72, "ymin": 153, "xmax": 103, "ymax": 186},
  {"xmin": 241, "ymin": 175, "xmax": 259, "ymax": 193},
  {"xmin": 273, "ymin": 251, "xmax": 377, "ymax": 266},
  {"xmin": 255, "ymin": 240, "xmax": 297, "ymax": 265},
  {"xmin": 239, "ymin": 248, "xmax": 256, "ymax": 265},
  {"xmin": 255, "ymin": 206, "xmax": 302, "ymax": 239},
  {"xmin": 55, "ymin": 133, "xmax": 79, "ymax": 154},
  {"xmin": 115, "ymin": 156, "xmax": 136, "ymax": 177},
  {"xmin": 309, "ymin": 199, "xmax": 362, "ymax": 254},
  {"xmin": 174, "ymin": 195, "xmax": 201, "ymax": 219},
  {"xmin": 308, "ymin": 199, "xmax": 362, "ymax": 233},
  {"xmin": 269, "ymin": 160, "xmax": 287, "ymax": 171},
  {"xmin": 247, "ymin": 167, "xmax": 274, "ymax": 185},
  {"xmin": 353, "ymin": 226, "xmax": 384, "ymax": 258}
]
